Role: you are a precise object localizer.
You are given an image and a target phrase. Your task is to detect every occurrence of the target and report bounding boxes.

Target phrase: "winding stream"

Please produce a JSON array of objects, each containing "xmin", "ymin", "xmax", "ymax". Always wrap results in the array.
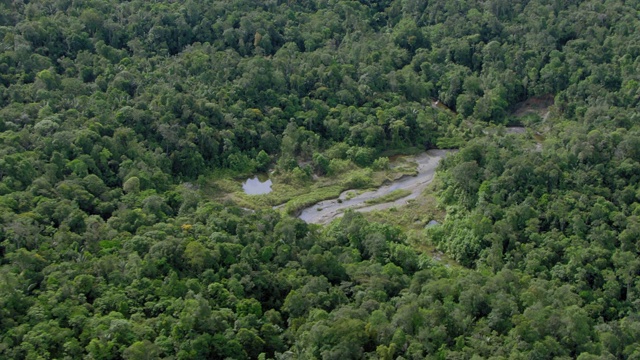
[
  {"xmin": 282, "ymin": 125, "xmax": 536, "ymax": 224},
  {"xmin": 293, "ymin": 97, "xmax": 546, "ymax": 225},
  {"xmin": 298, "ymin": 149, "xmax": 452, "ymax": 224}
]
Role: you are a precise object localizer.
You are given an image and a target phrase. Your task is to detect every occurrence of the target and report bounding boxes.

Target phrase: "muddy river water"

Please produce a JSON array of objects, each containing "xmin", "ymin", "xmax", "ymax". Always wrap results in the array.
[
  {"xmin": 260, "ymin": 127, "xmax": 532, "ymax": 224},
  {"xmin": 298, "ymin": 149, "xmax": 453, "ymax": 224}
]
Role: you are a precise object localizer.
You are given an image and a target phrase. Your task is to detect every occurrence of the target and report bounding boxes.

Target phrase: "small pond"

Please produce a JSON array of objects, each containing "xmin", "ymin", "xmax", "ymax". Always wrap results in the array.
[{"xmin": 242, "ymin": 175, "xmax": 272, "ymax": 195}]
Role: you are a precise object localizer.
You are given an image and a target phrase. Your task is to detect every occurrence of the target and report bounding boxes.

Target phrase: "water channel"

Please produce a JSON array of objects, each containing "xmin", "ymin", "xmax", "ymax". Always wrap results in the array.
[
  {"xmin": 298, "ymin": 149, "xmax": 452, "ymax": 224},
  {"xmin": 245, "ymin": 126, "xmax": 533, "ymax": 224}
]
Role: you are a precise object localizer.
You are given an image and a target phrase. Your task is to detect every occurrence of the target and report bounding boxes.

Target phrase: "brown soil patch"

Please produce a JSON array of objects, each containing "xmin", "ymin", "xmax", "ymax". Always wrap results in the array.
[{"xmin": 512, "ymin": 95, "xmax": 554, "ymax": 118}]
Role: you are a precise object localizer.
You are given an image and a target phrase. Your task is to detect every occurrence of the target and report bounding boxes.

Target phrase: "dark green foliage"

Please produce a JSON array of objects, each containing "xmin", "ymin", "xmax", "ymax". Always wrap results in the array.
[{"xmin": 1, "ymin": 0, "xmax": 640, "ymax": 358}]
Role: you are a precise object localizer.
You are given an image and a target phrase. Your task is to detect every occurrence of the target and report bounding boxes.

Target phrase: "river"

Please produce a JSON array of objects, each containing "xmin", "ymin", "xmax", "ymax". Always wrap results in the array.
[{"xmin": 298, "ymin": 149, "xmax": 452, "ymax": 224}]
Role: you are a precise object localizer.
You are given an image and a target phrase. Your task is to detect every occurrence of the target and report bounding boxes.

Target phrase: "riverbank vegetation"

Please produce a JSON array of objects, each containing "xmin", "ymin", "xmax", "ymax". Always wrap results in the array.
[
  {"xmin": 1, "ymin": 0, "xmax": 640, "ymax": 358},
  {"xmin": 364, "ymin": 189, "xmax": 412, "ymax": 206},
  {"xmin": 365, "ymin": 183, "xmax": 444, "ymax": 230},
  {"xmin": 210, "ymin": 154, "xmax": 417, "ymax": 214}
]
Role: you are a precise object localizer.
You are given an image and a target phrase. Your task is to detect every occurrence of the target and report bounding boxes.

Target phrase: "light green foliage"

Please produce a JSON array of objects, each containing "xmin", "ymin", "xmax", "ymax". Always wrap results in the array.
[
  {"xmin": 364, "ymin": 189, "xmax": 411, "ymax": 205},
  {"xmin": 372, "ymin": 157, "xmax": 390, "ymax": 171},
  {"xmin": 312, "ymin": 152, "xmax": 330, "ymax": 175},
  {"xmin": 122, "ymin": 177, "xmax": 140, "ymax": 194}
]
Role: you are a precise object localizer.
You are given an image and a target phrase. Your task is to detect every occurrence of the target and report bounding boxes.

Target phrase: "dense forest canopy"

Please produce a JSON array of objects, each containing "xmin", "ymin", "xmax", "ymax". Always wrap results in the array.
[{"xmin": 1, "ymin": 0, "xmax": 640, "ymax": 359}]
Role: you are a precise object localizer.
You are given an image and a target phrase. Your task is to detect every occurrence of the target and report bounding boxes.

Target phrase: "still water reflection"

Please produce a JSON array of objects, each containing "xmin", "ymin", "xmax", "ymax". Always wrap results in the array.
[{"xmin": 242, "ymin": 175, "xmax": 272, "ymax": 195}]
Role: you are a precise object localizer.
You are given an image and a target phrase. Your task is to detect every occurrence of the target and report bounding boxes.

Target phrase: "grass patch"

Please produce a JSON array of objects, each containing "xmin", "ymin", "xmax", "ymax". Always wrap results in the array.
[
  {"xmin": 391, "ymin": 164, "xmax": 419, "ymax": 177},
  {"xmin": 230, "ymin": 181, "xmax": 315, "ymax": 210},
  {"xmin": 362, "ymin": 176, "xmax": 458, "ymax": 267},
  {"xmin": 344, "ymin": 190, "xmax": 365, "ymax": 200},
  {"xmin": 281, "ymin": 185, "xmax": 344, "ymax": 215},
  {"xmin": 207, "ymin": 153, "xmax": 431, "ymax": 215},
  {"xmin": 214, "ymin": 166, "xmax": 378, "ymax": 213},
  {"xmin": 364, "ymin": 189, "xmax": 412, "ymax": 205},
  {"xmin": 363, "ymin": 179, "xmax": 445, "ymax": 231}
]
